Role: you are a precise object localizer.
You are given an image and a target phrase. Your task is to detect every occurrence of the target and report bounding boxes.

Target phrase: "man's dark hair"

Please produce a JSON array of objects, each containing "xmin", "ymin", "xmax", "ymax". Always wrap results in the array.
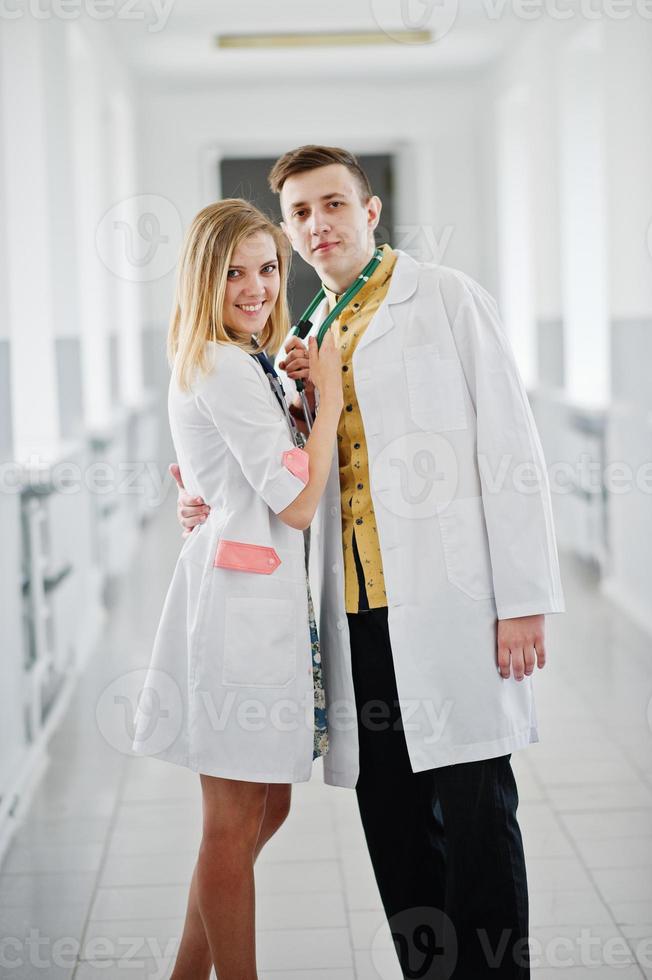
[{"xmin": 268, "ymin": 145, "xmax": 373, "ymax": 203}]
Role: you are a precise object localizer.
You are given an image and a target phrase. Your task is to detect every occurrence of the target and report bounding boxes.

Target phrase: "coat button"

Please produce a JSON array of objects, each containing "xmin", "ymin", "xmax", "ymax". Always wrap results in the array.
[
  {"xmin": 330, "ymin": 505, "xmax": 338, "ymax": 516},
  {"xmin": 355, "ymin": 518, "xmax": 363, "ymax": 526},
  {"xmin": 337, "ymin": 620, "xmax": 346, "ymax": 630}
]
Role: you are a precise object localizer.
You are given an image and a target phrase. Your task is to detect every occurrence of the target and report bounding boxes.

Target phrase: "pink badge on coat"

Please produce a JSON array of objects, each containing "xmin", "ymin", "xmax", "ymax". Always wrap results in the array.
[
  {"xmin": 282, "ymin": 447, "xmax": 309, "ymax": 485},
  {"xmin": 214, "ymin": 540, "xmax": 281, "ymax": 574}
]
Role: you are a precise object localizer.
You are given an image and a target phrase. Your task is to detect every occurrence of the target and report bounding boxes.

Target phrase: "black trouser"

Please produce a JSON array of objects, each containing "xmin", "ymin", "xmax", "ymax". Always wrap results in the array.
[{"xmin": 348, "ymin": 607, "xmax": 530, "ymax": 980}]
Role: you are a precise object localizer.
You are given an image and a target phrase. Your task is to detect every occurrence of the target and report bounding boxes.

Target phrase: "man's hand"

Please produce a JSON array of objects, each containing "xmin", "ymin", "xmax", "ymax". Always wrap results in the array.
[
  {"xmin": 279, "ymin": 336, "xmax": 316, "ymax": 435},
  {"xmin": 497, "ymin": 614, "xmax": 546, "ymax": 681},
  {"xmin": 278, "ymin": 336, "xmax": 311, "ymax": 382},
  {"xmin": 169, "ymin": 463, "xmax": 211, "ymax": 538}
]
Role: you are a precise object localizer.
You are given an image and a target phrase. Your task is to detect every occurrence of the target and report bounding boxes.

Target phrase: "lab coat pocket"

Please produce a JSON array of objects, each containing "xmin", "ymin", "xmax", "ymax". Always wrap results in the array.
[
  {"xmin": 437, "ymin": 496, "xmax": 495, "ymax": 600},
  {"xmin": 222, "ymin": 597, "xmax": 296, "ymax": 688},
  {"xmin": 404, "ymin": 344, "xmax": 467, "ymax": 432}
]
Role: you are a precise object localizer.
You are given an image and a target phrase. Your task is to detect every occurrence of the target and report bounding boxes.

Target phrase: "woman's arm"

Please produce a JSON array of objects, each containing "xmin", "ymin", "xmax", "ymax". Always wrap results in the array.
[
  {"xmin": 278, "ymin": 332, "xmax": 342, "ymax": 530},
  {"xmin": 192, "ymin": 339, "xmax": 341, "ymax": 527}
]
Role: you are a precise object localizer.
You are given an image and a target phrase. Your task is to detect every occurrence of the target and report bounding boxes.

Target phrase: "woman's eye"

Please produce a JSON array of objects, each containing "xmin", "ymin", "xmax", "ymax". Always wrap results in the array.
[
  {"xmin": 227, "ymin": 269, "xmax": 240, "ymax": 279},
  {"xmin": 262, "ymin": 264, "xmax": 277, "ymax": 274}
]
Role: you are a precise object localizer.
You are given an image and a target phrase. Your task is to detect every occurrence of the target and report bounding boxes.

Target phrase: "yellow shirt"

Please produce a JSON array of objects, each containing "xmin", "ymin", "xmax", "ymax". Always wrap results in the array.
[{"xmin": 323, "ymin": 244, "xmax": 398, "ymax": 614}]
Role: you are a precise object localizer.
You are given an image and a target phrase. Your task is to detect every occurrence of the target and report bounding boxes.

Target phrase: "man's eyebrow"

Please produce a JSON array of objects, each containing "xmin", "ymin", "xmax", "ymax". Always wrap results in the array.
[{"xmin": 288, "ymin": 191, "xmax": 347, "ymax": 210}]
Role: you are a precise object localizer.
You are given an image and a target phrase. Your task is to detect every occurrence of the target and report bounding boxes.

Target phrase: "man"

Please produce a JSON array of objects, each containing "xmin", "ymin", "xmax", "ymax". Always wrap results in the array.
[{"xmin": 174, "ymin": 146, "xmax": 565, "ymax": 978}]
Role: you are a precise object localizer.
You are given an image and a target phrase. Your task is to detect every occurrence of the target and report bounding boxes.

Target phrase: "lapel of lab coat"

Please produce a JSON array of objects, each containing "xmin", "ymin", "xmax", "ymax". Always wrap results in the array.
[{"xmin": 354, "ymin": 249, "xmax": 420, "ymax": 357}]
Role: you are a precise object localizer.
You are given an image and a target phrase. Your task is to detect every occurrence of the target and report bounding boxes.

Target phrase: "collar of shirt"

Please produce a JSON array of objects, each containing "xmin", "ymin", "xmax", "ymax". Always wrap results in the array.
[{"xmin": 321, "ymin": 243, "xmax": 395, "ymax": 315}]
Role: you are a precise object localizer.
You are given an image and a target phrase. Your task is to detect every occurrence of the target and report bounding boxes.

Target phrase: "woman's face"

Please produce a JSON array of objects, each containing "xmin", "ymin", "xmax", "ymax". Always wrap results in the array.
[{"xmin": 223, "ymin": 231, "xmax": 281, "ymax": 339}]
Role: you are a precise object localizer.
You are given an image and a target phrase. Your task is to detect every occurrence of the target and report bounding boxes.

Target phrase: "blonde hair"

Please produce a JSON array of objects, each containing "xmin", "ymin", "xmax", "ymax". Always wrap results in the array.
[{"xmin": 167, "ymin": 199, "xmax": 291, "ymax": 391}]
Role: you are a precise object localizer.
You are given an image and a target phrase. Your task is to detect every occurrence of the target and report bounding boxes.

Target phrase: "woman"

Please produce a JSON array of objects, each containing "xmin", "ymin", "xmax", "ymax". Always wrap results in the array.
[{"xmin": 131, "ymin": 200, "xmax": 343, "ymax": 979}]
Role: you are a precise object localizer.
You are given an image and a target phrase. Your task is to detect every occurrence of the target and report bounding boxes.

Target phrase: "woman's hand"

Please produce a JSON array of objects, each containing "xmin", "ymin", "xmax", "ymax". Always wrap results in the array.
[{"xmin": 308, "ymin": 328, "xmax": 343, "ymax": 405}]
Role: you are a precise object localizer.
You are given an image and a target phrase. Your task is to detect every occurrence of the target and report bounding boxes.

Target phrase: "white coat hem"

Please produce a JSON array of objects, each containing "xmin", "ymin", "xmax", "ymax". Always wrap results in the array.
[
  {"xmin": 131, "ymin": 747, "xmax": 315, "ymax": 785},
  {"xmin": 322, "ymin": 725, "xmax": 539, "ymax": 789}
]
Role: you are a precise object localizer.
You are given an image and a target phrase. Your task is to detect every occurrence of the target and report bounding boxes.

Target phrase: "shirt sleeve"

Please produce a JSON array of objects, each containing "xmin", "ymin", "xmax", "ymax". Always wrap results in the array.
[
  {"xmin": 194, "ymin": 346, "xmax": 309, "ymax": 515},
  {"xmin": 441, "ymin": 271, "xmax": 566, "ymax": 620}
]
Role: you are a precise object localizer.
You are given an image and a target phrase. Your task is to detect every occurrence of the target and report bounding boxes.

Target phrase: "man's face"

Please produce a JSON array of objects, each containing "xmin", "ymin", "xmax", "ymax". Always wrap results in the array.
[{"xmin": 280, "ymin": 163, "xmax": 382, "ymax": 288}]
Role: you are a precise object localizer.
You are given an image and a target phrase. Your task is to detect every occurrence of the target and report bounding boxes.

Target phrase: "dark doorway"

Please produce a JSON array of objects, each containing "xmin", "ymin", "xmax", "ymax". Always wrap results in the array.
[{"xmin": 219, "ymin": 154, "xmax": 395, "ymax": 321}]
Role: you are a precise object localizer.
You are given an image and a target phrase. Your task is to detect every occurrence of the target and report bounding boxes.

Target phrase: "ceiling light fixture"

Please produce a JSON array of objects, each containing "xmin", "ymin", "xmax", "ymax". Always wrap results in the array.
[{"xmin": 216, "ymin": 30, "xmax": 432, "ymax": 49}]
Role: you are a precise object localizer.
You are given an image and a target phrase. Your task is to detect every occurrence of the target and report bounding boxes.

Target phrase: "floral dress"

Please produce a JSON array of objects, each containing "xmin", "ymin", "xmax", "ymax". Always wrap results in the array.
[
  {"xmin": 253, "ymin": 349, "xmax": 328, "ymax": 761},
  {"xmin": 307, "ymin": 572, "xmax": 329, "ymax": 759}
]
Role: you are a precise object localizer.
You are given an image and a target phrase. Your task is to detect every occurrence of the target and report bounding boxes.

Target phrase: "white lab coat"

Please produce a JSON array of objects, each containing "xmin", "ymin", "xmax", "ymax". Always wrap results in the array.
[
  {"xmin": 132, "ymin": 342, "xmax": 317, "ymax": 783},
  {"xmin": 276, "ymin": 250, "xmax": 565, "ymax": 789}
]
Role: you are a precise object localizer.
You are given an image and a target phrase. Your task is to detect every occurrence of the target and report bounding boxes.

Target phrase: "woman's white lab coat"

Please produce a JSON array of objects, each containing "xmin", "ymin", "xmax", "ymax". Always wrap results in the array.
[
  {"xmin": 132, "ymin": 342, "xmax": 317, "ymax": 783},
  {"xmin": 277, "ymin": 250, "xmax": 565, "ymax": 789}
]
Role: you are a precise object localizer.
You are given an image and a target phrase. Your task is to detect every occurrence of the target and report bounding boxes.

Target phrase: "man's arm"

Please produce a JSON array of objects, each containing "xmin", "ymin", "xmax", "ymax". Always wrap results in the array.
[
  {"xmin": 441, "ymin": 271, "xmax": 563, "ymax": 680},
  {"xmin": 170, "ymin": 463, "xmax": 209, "ymax": 536}
]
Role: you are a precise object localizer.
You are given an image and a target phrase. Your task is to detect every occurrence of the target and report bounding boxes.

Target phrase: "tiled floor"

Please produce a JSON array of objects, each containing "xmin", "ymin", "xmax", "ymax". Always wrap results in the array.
[{"xmin": 1, "ymin": 501, "xmax": 651, "ymax": 979}]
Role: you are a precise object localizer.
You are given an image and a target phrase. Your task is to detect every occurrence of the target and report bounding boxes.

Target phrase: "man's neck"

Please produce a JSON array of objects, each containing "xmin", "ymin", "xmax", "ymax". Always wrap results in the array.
[{"xmin": 321, "ymin": 244, "xmax": 377, "ymax": 296}]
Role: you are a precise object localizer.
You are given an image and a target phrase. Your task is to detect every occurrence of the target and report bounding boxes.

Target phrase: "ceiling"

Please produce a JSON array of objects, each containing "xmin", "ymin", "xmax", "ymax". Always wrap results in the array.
[{"xmin": 105, "ymin": 0, "xmax": 526, "ymax": 81}]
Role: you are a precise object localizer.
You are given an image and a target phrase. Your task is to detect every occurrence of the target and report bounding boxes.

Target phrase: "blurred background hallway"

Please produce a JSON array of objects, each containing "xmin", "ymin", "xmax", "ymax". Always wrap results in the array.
[{"xmin": 1, "ymin": 2, "xmax": 651, "ymax": 977}]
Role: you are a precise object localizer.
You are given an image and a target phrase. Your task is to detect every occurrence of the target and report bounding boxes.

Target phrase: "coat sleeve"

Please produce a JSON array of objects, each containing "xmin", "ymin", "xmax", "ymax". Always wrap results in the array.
[
  {"xmin": 194, "ymin": 347, "xmax": 309, "ymax": 515},
  {"xmin": 442, "ymin": 271, "xmax": 565, "ymax": 620}
]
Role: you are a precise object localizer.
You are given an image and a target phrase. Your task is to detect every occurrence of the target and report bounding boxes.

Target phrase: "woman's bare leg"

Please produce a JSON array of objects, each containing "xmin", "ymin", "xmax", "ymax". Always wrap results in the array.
[
  {"xmin": 254, "ymin": 784, "xmax": 291, "ymax": 860},
  {"xmin": 194, "ymin": 775, "xmax": 267, "ymax": 979},
  {"xmin": 170, "ymin": 781, "xmax": 291, "ymax": 979},
  {"xmin": 169, "ymin": 862, "xmax": 213, "ymax": 980}
]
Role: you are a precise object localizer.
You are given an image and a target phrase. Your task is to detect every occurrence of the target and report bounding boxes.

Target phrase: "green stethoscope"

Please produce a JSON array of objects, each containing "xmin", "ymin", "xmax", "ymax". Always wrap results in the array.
[{"xmin": 290, "ymin": 247, "xmax": 383, "ymax": 432}]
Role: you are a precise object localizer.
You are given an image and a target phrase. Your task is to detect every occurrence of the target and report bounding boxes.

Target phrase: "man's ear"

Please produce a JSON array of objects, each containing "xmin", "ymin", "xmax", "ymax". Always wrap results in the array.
[{"xmin": 367, "ymin": 195, "xmax": 383, "ymax": 234}]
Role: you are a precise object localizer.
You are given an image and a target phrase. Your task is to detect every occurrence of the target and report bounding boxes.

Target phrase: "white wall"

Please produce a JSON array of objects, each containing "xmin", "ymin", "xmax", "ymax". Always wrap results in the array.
[{"xmin": 481, "ymin": 13, "xmax": 652, "ymax": 632}]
